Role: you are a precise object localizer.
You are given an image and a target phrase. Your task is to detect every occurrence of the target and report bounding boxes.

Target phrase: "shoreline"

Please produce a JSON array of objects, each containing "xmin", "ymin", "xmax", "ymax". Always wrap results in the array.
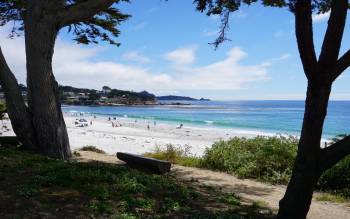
[
  {"xmin": 65, "ymin": 114, "xmax": 267, "ymax": 156},
  {"xmin": 0, "ymin": 113, "xmax": 329, "ymax": 156}
]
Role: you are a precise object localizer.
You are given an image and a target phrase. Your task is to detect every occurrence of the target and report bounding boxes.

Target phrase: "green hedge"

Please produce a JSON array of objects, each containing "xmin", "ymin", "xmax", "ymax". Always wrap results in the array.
[
  {"xmin": 146, "ymin": 135, "xmax": 350, "ymax": 198},
  {"xmin": 200, "ymin": 136, "xmax": 298, "ymax": 184}
]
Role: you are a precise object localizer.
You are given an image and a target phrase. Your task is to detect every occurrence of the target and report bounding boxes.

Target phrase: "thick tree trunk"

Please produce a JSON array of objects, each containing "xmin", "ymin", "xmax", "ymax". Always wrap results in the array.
[
  {"xmin": 0, "ymin": 48, "xmax": 38, "ymax": 150},
  {"xmin": 277, "ymin": 81, "xmax": 331, "ymax": 219},
  {"xmin": 24, "ymin": 6, "xmax": 71, "ymax": 159}
]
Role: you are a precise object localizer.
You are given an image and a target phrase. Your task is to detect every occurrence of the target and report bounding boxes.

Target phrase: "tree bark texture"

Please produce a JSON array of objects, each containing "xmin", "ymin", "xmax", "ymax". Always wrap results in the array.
[
  {"xmin": 277, "ymin": 82, "xmax": 331, "ymax": 219},
  {"xmin": 23, "ymin": 1, "xmax": 71, "ymax": 159}
]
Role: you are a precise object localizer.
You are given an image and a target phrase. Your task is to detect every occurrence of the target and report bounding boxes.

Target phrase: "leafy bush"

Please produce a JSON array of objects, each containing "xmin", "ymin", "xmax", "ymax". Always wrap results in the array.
[
  {"xmin": 317, "ymin": 134, "xmax": 350, "ymax": 198},
  {"xmin": 200, "ymin": 135, "xmax": 298, "ymax": 184},
  {"xmin": 146, "ymin": 135, "xmax": 350, "ymax": 199},
  {"xmin": 145, "ymin": 136, "xmax": 298, "ymax": 184},
  {"xmin": 80, "ymin": 145, "xmax": 106, "ymax": 154},
  {"xmin": 144, "ymin": 144, "xmax": 201, "ymax": 167}
]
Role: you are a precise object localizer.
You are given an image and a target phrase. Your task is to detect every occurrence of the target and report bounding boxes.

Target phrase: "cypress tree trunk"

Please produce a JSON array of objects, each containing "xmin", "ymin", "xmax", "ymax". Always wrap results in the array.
[
  {"xmin": 0, "ymin": 48, "xmax": 38, "ymax": 150},
  {"xmin": 277, "ymin": 81, "xmax": 332, "ymax": 219},
  {"xmin": 23, "ymin": 3, "xmax": 71, "ymax": 159}
]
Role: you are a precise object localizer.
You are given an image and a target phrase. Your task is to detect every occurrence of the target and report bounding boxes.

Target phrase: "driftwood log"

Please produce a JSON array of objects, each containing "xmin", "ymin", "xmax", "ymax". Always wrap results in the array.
[{"xmin": 117, "ymin": 152, "xmax": 171, "ymax": 174}]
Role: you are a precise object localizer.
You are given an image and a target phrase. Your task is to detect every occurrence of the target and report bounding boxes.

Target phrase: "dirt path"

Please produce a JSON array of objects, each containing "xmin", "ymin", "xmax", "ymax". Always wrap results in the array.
[{"xmin": 78, "ymin": 151, "xmax": 350, "ymax": 219}]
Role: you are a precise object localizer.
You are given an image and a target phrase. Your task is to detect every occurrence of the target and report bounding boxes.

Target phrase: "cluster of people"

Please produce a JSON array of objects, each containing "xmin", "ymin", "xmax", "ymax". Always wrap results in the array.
[
  {"xmin": 109, "ymin": 117, "xmax": 122, "ymax": 127},
  {"xmin": 74, "ymin": 118, "xmax": 90, "ymax": 127},
  {"xmin": 112, "ymin": 121, "xmax": 122, "ymax": 127},
  {"xmin": 72, "ymin": 114, "xmax": 185, "ymax": 131}
]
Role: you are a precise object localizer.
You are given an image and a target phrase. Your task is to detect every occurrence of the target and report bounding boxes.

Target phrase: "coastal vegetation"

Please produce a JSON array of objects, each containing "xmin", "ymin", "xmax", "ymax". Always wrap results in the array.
[
  {"xmin": 58, "ymin": 85, "xmax": 209, "ymax": 106},
  {"xmin": 9, "ymin": 84, "xmax": 209, "ymax": 106},
  {"xmin": 0, "ymin": 145, "xmax": 274, "ymax": 218},
  {"xmin": 157, "ymin": 95, "xmax": 210, "ymax": 101},
  {"xmin": 80, "ymin": 145, "xmax": 107, "ymax": 154},
  {"xmin": 59, "ymin": 85, "xmax": 157, "ymax": 106},
  {"xmin": 145, "ymin": 135, "xmax": 350, "ymax": 200}
]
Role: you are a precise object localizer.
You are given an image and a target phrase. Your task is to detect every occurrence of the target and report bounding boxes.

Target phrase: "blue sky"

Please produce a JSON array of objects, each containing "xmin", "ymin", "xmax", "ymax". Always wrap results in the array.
[{"xmin": 1, "ymin": 0, "xmax": 350, "ymax": 100}]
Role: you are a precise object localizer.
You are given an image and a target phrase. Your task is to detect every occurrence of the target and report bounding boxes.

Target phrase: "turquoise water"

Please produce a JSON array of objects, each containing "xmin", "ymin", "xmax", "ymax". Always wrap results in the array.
[{"xmin": 62, "ymin": 100, "xmax": 350, "ymax": 138}]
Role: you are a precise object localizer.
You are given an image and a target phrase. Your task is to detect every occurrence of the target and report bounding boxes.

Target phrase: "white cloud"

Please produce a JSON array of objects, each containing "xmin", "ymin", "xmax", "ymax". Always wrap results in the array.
[
  {"xmin": 0, "ymin": 28, "xmax": 270, "ymax": 94},
  {"xmin": 122, "ymin": 51, "xmax": 151, "ymax": 64},
  {"xmin": 173, "ymin": 47, "xmax": 269, "ymax": 90},
  {"xmin": 272, "ymin": 53, "xmax": 291, "ymax": 61},
  {"xmin": 55, "ymin": 46, "xmax": 269, "ymax": 92},
  {"xmin": 130, "ymin": 22, "xmax": 147, "ymax": 31},
  {"xmin": 262, "ymin": 53, "xmax": 291, "ymax": 66},
  {"xmin": 164, "ymin": 47, "xmax": 197, "ymax": 65},
  {"xmin": 312, "ymin": 12, "xmax": 330, "ymax": 23}
]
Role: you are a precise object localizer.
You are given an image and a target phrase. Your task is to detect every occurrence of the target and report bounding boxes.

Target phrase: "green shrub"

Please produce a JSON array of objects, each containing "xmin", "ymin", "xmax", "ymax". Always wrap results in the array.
[
  {"xmin": 80, "ymin": 145, "xmax": 106, "ymax": 154},
  {"xmin": 146, "ymin": 135, "xmax": 350, "ymax": 199},
  {"xmin": 317, "ymin": 134, "xmax": 350, "ymax": 198},
  {"xmin": 315, "ymin": 193, "xmax": 347, "ymax": 203},
  {"xmin": 200, "ymin": 135, "xmax": 298, "ymax": 184},
  {"xmin": 144, "ymin": 144, "xmax": 201, "ymax": 167},
  {"xmin": 318, "ymin": 156, "xmax": 350, "ymax": 198}
]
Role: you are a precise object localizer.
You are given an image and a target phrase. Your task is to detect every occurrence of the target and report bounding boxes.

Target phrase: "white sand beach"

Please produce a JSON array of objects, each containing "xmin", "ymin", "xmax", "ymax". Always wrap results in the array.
[
  {"xmin": 65, "ymin": 114, "xmax": 278, "ymax": 156},
  {"xmin": 0, "ymin": 113, "xmax": 278, "ymax": 156}
]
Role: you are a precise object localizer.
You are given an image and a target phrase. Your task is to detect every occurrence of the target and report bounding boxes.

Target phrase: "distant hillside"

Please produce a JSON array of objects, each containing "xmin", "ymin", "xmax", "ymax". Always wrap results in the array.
[
  {"xmin": 157, "ymin": 95, "xmax": 210, "ymax": 101},
  {"xmin": 59, "ymin": 85, "xmax": 96, "ymax": 94},
  {"xmin": 107, "ymin": 90, "xmax": 156, "ymax": 102},
  {"xmin": 157, "ymin": 95, "xmax": 196, "ymax": 101},
  {"xmin": 58, "ymin": 85, "xmax": 157, "ymax": 105}
]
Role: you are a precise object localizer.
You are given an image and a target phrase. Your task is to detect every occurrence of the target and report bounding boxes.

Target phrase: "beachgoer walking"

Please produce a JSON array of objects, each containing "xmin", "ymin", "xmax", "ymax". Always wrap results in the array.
[{"xmin": 147, "ymin": 124, "xmax": 150, "ymax": 130}]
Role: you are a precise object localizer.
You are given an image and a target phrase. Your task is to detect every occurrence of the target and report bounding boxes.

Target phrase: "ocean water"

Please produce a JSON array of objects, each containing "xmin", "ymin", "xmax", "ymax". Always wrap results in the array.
[{"xmin": 62, "ymin": 100, "xmax": 350, "ymax": 139}]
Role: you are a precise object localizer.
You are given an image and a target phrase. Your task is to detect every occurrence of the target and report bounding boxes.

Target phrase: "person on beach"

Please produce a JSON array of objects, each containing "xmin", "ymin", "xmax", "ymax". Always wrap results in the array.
[
  {"xmin": 176, "ymin": 124, "xmax": 183, "ymax": 129},
  {"xmin": 154, "ymin": 121, "xmax": 156, "ymax": 126},
  {"xmin": 147, "ymin": 124, "xmax": 150, "ymax": 130},
  {"xmin": 90, "ymin": 121, "xmax": 92, "ymax": 126},
  {"xmin": 112, "ymin": 122, "xmax": 115, "ymax": 127},
  {"xmin": 108, "ymin": 117, "xmax": 111, "ymax": 121}
]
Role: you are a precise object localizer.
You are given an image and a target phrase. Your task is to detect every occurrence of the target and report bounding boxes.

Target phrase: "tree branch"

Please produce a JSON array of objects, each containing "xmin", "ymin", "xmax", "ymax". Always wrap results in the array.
[
  {"xmin": 0, "ymin": 47, "xmax": 37, "ymax": 150},
  {"xmin": 332, "ymin": 49, "xmax": 350, "ymax": 81},
  {"xmin": 210, "ymin": 9, "xmax": 231, "ymax": 50},
  {"xmin": 294, "ymin": 0, "xmax": 318, "ymax": 79},
  {"xmin": 320, "ymin": 135, "xmax": 350, "ymax": 172},
  {"xmin": 58, "ymin": 0, "xmax": 118, "ymax": 27},
  {"xmin": 318, "ymin": 0, "xmax": 348, "ymax": 74}
]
